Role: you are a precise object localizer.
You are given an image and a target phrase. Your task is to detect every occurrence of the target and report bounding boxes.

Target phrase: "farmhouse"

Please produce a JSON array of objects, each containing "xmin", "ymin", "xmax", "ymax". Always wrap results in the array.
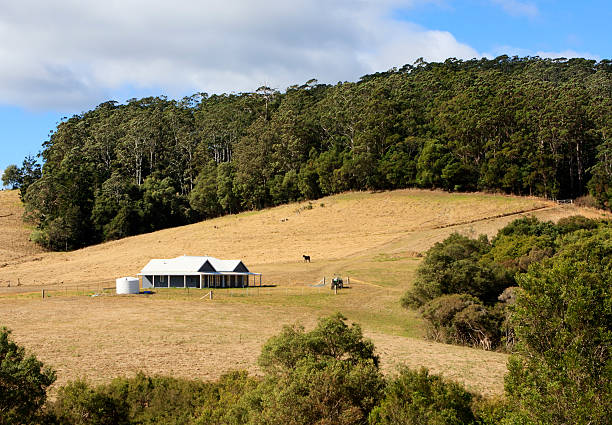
[{"xmin": 138, "ymin": 255, "xmax": 261, "ymax": 289}]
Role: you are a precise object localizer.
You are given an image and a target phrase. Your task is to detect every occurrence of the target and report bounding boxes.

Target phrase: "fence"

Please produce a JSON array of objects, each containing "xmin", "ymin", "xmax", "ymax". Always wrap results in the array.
[{"xmin": 4, "ymin": 283, "xmax": 342, "ymax": 300}]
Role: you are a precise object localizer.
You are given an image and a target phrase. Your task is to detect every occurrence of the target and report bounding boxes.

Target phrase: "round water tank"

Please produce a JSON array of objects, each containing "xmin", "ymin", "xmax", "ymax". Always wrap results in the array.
[{"xmin": 116, "ymin": 277, "xmax": 140, "ymax": 295}]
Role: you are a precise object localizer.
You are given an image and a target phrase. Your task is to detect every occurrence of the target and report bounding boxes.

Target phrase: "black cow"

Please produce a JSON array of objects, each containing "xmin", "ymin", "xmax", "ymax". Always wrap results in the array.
[{"xmin": 303, "ymin": 255, "xmax": 311, "ymax": 263}]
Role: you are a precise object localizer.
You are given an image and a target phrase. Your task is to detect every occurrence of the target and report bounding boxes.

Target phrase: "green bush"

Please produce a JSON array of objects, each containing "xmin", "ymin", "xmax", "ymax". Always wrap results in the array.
[
  {"xmin": 0, "ymin": 327, "xmax": 56, "ymax": 425},
  {"xmin": 239, "ymin": 313, "xmax": 385, "ymax": 425},
  {"xmin": 420, "ymin": 294, "xmax": 503, "ymax": 350},
  {"xmin": 369, "ymin": 367, "xmax": 475, "ymax": 425},
  {"xmin": 505, "ymin": 226, "xmax": 612, "ymax": 424},
  {"xmin": 494, "ymin": 216, "xmax": 558, "ymax": 239},
  {"xmin": 192, "ymin": 371, "xmax": 257, "ymax": 425},
  {"xmin": 259, "ymin": 313, "xmax": 379, "ymax": 373},
  {"xmin": 50, "ymin": 380, "xmax": 129, "ymax": 425},
  {"xmin": 555, "ymin": 215, "xmax": 598, "ymax": 233},
  {"xmin": 105, "ymin": 373, "xmax": 214, "ymax": 425},
  {"xmin": 401, "ymin": 233, "xmax": 511, "ymax": 308},
  {"xmin": 49, "ymin": 372, "xmax": 257, "ymax": 425}
]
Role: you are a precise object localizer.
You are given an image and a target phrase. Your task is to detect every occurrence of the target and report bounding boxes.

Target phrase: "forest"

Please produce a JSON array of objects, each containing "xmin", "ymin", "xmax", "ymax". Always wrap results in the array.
[{"xmin": 4, "ymin": 55, "xmax": 611, "ymax": 250}]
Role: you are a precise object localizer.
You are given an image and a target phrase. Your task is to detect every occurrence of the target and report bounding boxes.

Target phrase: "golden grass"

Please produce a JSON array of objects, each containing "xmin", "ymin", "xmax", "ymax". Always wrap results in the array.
[
  {"xmin": 0, "ymin": 190, "xmax": 45, "ymax": 265},
  {"xmin": 0, "ymin": 189, "xmax": 609, "ymax": 396}
]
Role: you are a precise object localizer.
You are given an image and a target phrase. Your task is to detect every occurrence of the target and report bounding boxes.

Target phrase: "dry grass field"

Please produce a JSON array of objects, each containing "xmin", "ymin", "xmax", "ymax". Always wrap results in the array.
[
  {"xmin": 0, "ymin": 189, "xmax": 45, "ymax": 264},
  {"xmin": 0, "ymin": 188, "xmax": 609, "ymax": 396}
]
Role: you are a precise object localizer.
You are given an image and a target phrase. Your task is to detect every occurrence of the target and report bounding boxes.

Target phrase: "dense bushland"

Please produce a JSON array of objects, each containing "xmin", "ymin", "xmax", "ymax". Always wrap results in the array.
[
  {"xmin": 6, "ymin": 56, "xmax": 611, "ymax": 250},
  {"xmin": 504, "ymin": 226, "xmax": 612, "ymax": 424},
  {"xmin": 401, "ymin": 215, "xmax": 607, "ymax": 351}
]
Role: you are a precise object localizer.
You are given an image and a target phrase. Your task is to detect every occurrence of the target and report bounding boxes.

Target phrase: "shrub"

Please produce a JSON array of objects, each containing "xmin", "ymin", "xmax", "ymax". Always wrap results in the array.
[
  {"xmin": 50, "ymin": 380, "xmax": 129, "ymax": 425},
  {"xmin": 494, "ymin": 216, "xmax": 558, "ymax": 238},
  {"xmin": 452, "ymin": 303, "xmax": 502, "ymax": 351},
  {"xmin": 470, "ymin": 396, "xmax": 509, "ymax": 425},
  {"xmin": 105, "ymin": 373, "xmax": 213, "ymax": 425},
  {"xmin": 240, "ymin": 313, "xmax": 385, "ymax": 425},
  {"xmin": 555, "ymin": 215, "xmax": 598, "ymax": 233},
  {"xmin": 192, "ymin": 371, "xmax": 258, "ymax": 425},
  {"xmin": 421, "ymin": 294, "xmax": 479, "ymax": 339},
  {"xmin": 259, "ymin": 313, "xmax": 379, "ymax": 373},
  {"xmin": 369, "ymin": 367, "xmax": 475, "ymax": 425},
  {"xmin": 505, "ymin": 227, "xmax": 612, "ymax": 424},
  {"xmin": 402, "ymin": 233, "xmax": 510, "ymax": 308},
  {"xmin": 0, "ymin": 327, "xmax": 56, "ymax": 425},
  {"xmin": 421, "ymin": 294, "xmax": 503, "ymax": 350}
]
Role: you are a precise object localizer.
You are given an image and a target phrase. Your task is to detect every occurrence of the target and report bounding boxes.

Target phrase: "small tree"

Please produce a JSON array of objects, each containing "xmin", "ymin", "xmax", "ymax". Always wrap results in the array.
[
  {"xmin": 1, "ymin": 165, "xmax": 21, "ymax": 189},
  {"xmin": 243, "ymin": 313, "xmax": 384, "ymax": 425},
  {"xmin": 0, "ymin": 327, "xmax": 56, "ymax": 424},
  {"xmin": 18, "ymin": 155, "xmax": 42, "ymax": 201}
]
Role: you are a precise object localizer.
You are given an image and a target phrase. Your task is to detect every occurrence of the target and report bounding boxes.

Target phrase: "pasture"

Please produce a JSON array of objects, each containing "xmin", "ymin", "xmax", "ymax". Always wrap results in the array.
[{"xmin": 0, "ymin": 188, "xmax": 608, "ymax": 396}]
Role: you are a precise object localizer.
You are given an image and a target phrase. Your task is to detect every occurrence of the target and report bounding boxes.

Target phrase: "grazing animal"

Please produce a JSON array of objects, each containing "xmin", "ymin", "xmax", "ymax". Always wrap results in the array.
[{"xmin": 303, "ymin": 255, "xmax": 311, "ymax": 263}]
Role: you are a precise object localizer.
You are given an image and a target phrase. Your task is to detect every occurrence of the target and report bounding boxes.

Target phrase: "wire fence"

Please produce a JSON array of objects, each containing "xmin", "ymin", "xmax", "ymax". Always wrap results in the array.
[{"xmin": 3, "ymin": 282, "xmax": 349, "ymax": 300}]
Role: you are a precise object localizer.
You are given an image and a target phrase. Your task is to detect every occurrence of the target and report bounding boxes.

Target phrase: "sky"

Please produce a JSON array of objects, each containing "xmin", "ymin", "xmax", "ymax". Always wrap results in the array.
[{"xmin": 1, "ymin": 0, "xmax": 610, "ymax": 184}]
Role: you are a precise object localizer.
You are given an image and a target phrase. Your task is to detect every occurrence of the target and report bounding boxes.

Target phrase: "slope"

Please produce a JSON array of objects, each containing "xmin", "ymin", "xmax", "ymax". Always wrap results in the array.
[{"xmin": 0, "ymin": 189, "xmax": 609, "ymax": 396}]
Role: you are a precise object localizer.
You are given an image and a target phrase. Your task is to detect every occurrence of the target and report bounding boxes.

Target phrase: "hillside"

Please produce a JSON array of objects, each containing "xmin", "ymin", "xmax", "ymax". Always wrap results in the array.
[
  {"xmin": 0, "ymin": 190, "xmax": 45, "ymax": 264},
  {"xmin": 2, "ymin": 189, "xmax": 606, "ymax": 289},
  {"xmin": 0, "ymin": 189, "xmax": 609, "ymax": 396}
]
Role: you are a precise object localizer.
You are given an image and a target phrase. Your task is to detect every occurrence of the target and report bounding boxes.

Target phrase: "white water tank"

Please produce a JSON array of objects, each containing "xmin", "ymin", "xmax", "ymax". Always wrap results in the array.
[{"xmin": 116, "ymin": 277, "xmax": 140, "ymax": 295}]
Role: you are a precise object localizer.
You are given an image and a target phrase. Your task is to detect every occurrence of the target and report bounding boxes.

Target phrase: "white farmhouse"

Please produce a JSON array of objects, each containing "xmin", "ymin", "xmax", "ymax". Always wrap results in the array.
[{"xmin": 138, "ymin": 255, "xmax": 261, "ymax": 289}]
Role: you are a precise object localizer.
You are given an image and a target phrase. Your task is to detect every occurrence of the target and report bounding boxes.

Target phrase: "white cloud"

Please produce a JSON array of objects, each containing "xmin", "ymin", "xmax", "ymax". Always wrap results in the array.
[
  {"xmin": 0, "ymin": 0, "xmax": 480, "ymax": 111},
  {"xmin": 491, "ymin": 0, "xmax": 538, "ymax": 18}
]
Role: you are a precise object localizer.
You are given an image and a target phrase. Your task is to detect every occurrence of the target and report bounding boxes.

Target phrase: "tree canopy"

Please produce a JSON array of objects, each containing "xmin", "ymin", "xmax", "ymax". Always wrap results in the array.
[{"xmin": 17, "ymin": 56, "xmax": 612, "ymax": 250}]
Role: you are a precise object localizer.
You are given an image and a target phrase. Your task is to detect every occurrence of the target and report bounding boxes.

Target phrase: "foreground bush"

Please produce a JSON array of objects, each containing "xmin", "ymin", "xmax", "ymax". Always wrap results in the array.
[
  {"xmin": 369, "ymin": 367, "xmax": 476, "ymax": 425},
  {"xmin": 505, "ymin": 227, "xmax": 612, "ymax": 424},
  {"xmin": 236, "ymin": 313, "xmax": 385, "ymax": 425},
  {"xmin": 48, "ymin": 372, "xmax": 257, "ymax": 425},
  {"xmin": 0, "ymin": 327, "xmax": 56, "ymax": 425},
  {"xmin": 50, "ymin": 380, "xmax": 130, "ymax": 425}
]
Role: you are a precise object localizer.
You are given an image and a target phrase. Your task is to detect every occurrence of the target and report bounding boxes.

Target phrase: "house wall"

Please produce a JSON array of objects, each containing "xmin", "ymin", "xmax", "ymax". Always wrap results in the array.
[
  {"xmin": 144, "ymin": 274, "xmax": 249, "ymax": 289},
  {"xmin": 142, "ymin": 275, "xmax": 153, "ymax": 289}
]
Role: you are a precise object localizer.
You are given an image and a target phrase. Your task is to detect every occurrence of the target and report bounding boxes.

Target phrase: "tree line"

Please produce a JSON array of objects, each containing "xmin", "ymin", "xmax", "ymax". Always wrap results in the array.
[{"xmin": 5, "ymin": 55, "xmax": 611, "ymax": 250}]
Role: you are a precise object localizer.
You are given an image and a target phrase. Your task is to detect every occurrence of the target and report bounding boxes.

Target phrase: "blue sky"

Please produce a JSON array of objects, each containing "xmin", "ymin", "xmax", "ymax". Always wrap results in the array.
[{"xmin": 1, "ymin": 0, "xmax": 610, "ymax": 184}]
